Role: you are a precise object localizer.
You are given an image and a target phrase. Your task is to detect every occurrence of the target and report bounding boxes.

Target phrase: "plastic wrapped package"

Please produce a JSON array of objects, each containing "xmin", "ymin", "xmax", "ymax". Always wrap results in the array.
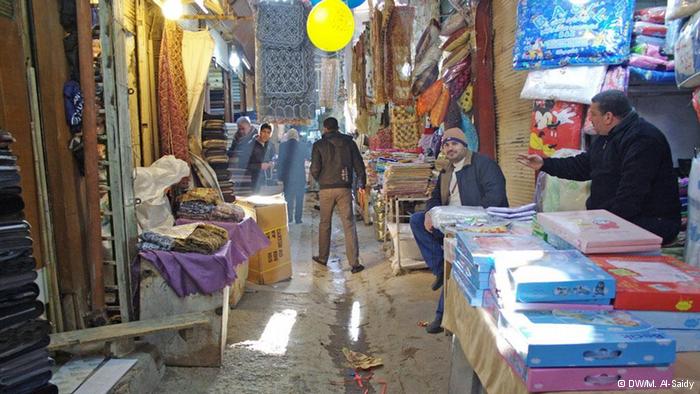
[
  {"xmin": 133, "ymin": 155, "xmax": 191, "ymax": 231},
  {"xmin": 582, "ymin": 66, "xmax": 629, "ymax": 135},
  {"xmin": 533, "ymin": 149, "xmax": 591, "ymax": 213},
  {"xmin": 693, "ymin": 87, "xmax": 700, "ymax": 122},
  {"xmin": 665, "ymin": 18, "xmax": 686, "ymax": 55},
  {"xmin": 427, "ymin": 206, "xmax": 487, "ymax": 231},
  {"xmin": 629, "ymin": 66, "xmax": 676, "ymax": 84},
  {"xmin": 529, "ymin": 100, "xmax": 584, "ymax": 158},
  {"xmin": 629, "ymin": 54, "xmax": 675, "ymax": 71},
  {"xmin": 634, "ymin": 7, "xmax": 666, "ymax": 23},
  {"xmin": 633, "ymin": 21, "xmax": 668, "ymax": 37},
  {"xmin": 633, "ymin": 34, "xmax": 666, "ymax": 47},
  {"xmin": 686, "ymin": 156, "xmax": 700, "ymax": 267},
  {"xmin": 513, "ymin": 0, "xmax": 635, "ymax": 70},
  {"xmin": 520, "ymin": 66, "xmax": 607, "ymax": 104},
  {"xmin": 667, "ymin": 0, "xmax": 700, "ymax": 20},
  {"xmin": 675, "ymin": 12, "xmax": 700, "ymax": 88}
]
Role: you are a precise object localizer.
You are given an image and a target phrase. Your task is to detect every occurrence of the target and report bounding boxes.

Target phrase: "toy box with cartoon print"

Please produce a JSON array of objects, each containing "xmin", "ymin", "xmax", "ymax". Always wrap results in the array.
[
  {"xmin": 590, "ymin": 255, "xmax": 700, "ymax": 312},
  {"xmin": 628, "ymin": 311, "xmax": 700, "ymax": 330},
  {"xmin": 455, "ymin": 233, "xmax": 554, "ymax": 274},
  {"xmin": 498, "ymin": 309, "xmax": 676, "ymax": 367},
  {"xmin": 536, "ymin": 210, "xmax": 662, "ymax": 254},
  {"xmin": 454, "ymin": 246, "xmax": 490, "ymax": 289},
  {"xmin": 505, "ymin": 250, "xmax": 615, "ymax": 304},
  {"xmin": 451, "ymin": 261, "xmax": 486, "ymax": 307}
]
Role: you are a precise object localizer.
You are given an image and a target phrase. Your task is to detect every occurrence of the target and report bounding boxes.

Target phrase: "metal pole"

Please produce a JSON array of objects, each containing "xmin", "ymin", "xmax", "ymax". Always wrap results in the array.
[{"xmin": 77, "ymin": 0, "xmax": 105, "ymax": 312}]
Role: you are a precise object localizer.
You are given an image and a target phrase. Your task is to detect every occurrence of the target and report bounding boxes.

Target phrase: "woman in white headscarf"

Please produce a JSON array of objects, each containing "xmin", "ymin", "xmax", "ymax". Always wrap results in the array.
[{"xmin": 278, "ymin": 128, "xmax": 306, "ymax": 223}]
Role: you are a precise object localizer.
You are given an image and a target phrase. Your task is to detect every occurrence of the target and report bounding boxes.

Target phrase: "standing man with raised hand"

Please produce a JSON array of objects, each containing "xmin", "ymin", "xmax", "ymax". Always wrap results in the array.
[{"xmin": 311, "ymin": 117, "xmax": 367, "ymax": 274}]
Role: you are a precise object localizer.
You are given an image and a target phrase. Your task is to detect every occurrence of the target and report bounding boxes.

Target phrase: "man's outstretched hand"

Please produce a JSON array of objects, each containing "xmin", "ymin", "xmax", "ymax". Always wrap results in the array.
[{"xmin": 516, "ymin": 153, "xmax": 544, "ymax": 171}]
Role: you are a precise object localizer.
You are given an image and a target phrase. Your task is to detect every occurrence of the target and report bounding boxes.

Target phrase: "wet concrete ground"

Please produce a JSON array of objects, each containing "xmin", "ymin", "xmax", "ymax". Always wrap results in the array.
[{"xmin": 156, "ymin": 196, "xmax": 450, "ymax": 393}]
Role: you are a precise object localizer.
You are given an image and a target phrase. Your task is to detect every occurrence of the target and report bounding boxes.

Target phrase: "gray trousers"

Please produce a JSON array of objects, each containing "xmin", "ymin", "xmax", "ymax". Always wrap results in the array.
[{"xmin": 318, "ymin": 188, "xmax": 360, "ymax": 267}]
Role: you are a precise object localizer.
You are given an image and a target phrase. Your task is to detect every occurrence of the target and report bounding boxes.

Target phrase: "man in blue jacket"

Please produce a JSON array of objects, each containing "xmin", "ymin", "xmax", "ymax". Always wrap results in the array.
[
  {"xmin": 518, "ymin": 90, "xmax": 681, "ymax": 244},
  {"xmin": 410, "ymin": 127, "xmax": 509, "ymax": 334}
]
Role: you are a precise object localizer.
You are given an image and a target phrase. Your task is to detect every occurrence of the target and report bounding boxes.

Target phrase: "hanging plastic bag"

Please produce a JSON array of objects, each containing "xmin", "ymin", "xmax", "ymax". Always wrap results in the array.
[
  {"xmin": 582, "ymin": 66, "xmax": 629, "ymax": 135},
  {"xmin": 520, "ymin": 66, "xmax": 607, "ymax": 104},
  {"xmin": 674, "ymin": 12, "xmax": 700, "ymax": 88},
  {"xmin": 634, "ymin": 7, "xmax": 666, "ymax": 23},
  {"xmin": 535, "ymin": 149, "xmax": 591, "ymax": 213},
  {"xmin": 686, "ymin": 156, "xmax": 700, "ymax": 267},
  {"xmin": 134, "ymin": 155, "xmax": 191, "ymax": 231},
  {"xmin": 667, "ymin": 0, "xmax": 700, "ymax": 21}
]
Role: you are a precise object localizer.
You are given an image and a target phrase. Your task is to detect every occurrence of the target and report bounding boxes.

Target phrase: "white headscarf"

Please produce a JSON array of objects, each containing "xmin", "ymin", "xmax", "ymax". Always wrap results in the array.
[{"xmin": 286, "ymin": 128, "xmax": 299, "ymax": 141}]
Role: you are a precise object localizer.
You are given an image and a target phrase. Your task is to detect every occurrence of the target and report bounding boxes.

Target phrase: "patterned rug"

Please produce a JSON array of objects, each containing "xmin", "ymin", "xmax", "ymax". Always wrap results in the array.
[{"xmin": 255, "ymin": 1, "xmax": 317, "ymax": 124}]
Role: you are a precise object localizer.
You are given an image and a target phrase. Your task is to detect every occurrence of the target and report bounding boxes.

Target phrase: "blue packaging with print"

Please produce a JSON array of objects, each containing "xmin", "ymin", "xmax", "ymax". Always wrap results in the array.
[
  {"xmin": 499, "ymin": 309, "xmax": 676, "ymax": 367},
  {"xmin": 452, "ymin": 265, "xmax": 485, "ymax": 307},
  {"xmin": 513, "ymin": 0, "xmax": 635, "ymax": 70},
  {"xmin": 454, "ymin": 247, "xmax": 491, "ymax": 287},
  {"xmin": 456, "ymin": 233, "xmax": 554, "ymax": 273},
  {"xmin": 506, "ymin": 250, "xmax": 615, "ymax": 303},
  {"xmin": 661, "ymin": 329, "xmax": 700, "ymax": 352},
  {"xmin": 628, "ymin": 311, "xmax": 700, "ymax": 330}
]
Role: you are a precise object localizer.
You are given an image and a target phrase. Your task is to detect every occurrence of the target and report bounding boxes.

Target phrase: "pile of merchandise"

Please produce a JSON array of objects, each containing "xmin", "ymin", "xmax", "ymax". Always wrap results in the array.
[
  {"xmin": 201, "ymin": 120, "xmax": 235, "ymax": 202},
  {"xmin": 0, "ymin": 130, "xmax": 56, "ymax": 393},
  {"xmin": 382, "ymin": 162, "xmax": 433, "ymax": 197},
  {"xmin": 629, "ymin": 7, "xmax": 676, "ymax": 84},
  {"xmin": 137, "ymin": 222, "xmax": 229, "ymax": 254},
  {"xmin": 176, "ymin": 188, "xmax": 245, "ymax": 223},
  {"xmin": 486, "ymin": 203, "xmax": 536, "ymax": 222}
]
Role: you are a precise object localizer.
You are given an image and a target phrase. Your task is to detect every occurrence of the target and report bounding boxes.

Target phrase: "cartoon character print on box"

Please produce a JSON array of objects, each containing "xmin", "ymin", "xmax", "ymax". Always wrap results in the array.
[
  {"xmin": 529, "ymin": 100, "xmax": 583, "ymax": 158},
  {"xmin": 513, "ymin": 0, "xmax": 635, "ymax": 70}
]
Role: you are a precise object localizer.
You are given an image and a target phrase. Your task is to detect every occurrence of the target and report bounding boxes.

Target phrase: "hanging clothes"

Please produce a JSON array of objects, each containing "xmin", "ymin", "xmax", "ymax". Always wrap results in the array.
[
  {"xmin": 181, "ymin": 29, "xmax": 215, "ymax": 156},
  {"xmin": 157, "ymin": 21, "xmax": 190, "ymax": 163}
]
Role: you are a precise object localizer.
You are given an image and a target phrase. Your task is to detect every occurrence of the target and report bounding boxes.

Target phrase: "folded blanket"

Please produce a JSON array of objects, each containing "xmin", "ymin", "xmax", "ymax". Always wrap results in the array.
[
  {"xmin": 0, "ymin": 301, "xmax": 44, "ymax": 330},
  {"xmin": 0, "ymin": 258, "xmax": 36, "ymax": 279},
  {"xmin": 0, "ymin": 284, "xmax": 39, "ymax": 308},
  {"xmin": 0, "ymin": 320, "xmax": 50, "ymax": 364}
]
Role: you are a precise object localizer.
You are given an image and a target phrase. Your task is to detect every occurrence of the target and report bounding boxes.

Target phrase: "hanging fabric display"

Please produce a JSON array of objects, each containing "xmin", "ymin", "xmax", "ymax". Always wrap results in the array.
[
  {"xmin": 460, "ymin": 111, "xmax": 479, "ymax": 152},
  {"xmin": 412, "ymin": 19, "xmax": 441, "ymax": 97},
  {"xmin": 255, "ymin": 1, "xmax": 317, "ymax": 124},
  {"xmin": 319, "ymin": 57, "xmax": 339, "ymax": 109},
  {"xmin": 363, "ymin": 31, "xmax": 375, "ymax": 104},
  {"xmin": 182, "ymin": 29, "xmax": 215, "ymax": 156},
  {"xmin": 390, "ymin": 105, "xmax": 421, "ymax": 150},
  {"xmin": 513, "ymin": 0, "xmax": 635, "ymax": 70},
  {"xmin": 352, "ymin": 35, "xmax": 368, "ymax": 115},
  {"xmin": 528, "ymin": 100, "xmax": 583, "ymax": 158},
  {"xmin": 157, "ymin": 21, "xmax": 190, "ymax": 163},
  {"xmin": 368, "ymin": 127, "xmax": 393, "ymax": 150},
  {"xmin": 384, "ymin": 5, "xmax": 415, "ymax": 105},
  {"xmin": 371, "ymin": 8, "xmax": 386, "ymax": 104}
]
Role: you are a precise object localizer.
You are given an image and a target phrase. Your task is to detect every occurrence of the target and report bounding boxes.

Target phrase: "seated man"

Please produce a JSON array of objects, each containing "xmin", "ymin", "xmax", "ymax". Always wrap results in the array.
[
  {"xmin": 517, "ymin": 90, "xmax": 681, "ymax": 243},
  {"xmin": 410, "ymin": 128, "xmax": 509, "ymax": 334}
]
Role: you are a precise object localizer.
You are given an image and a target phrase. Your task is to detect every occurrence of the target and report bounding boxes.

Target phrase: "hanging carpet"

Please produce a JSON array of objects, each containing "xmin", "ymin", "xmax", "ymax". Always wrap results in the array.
[
  {"xmin": 391, "ymin": 105, "xmax": 421, "ymax": 150},
  {"xmin": 319, "ymin": 57, "xmax": 338, "ymax": 109},
  {"xmin": 255, "ymin": 1, "xmax": 317, "ymax": 124},
  {"xmin": 384, "ymin": 5, "xmax": 415, "ymax": 106},
  {"xmin": 157, "ymin": 21, "xmax": 190, "ymax": 163}
]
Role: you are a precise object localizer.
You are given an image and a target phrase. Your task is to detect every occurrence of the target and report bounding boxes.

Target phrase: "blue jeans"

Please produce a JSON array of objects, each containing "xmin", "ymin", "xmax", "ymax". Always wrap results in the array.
[{"xmin": 410, "ymin": 212, "xmax": 445, "ymax": 320}]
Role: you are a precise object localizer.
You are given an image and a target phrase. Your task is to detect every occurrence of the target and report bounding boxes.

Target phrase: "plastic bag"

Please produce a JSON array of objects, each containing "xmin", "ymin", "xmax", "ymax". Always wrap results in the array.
[
  {"xmin": 629, "ymin": 54, "xmax": 675, "ymax": 71},
  {"xmin": 665, "ymin": 18, "xmax": 686, "ymax": 55},
  {"xmin": 534, "ymin": 149, "xmax": 591, "ymax": 213},
  {"xmin": 134, "ymin": 155, "xmax": 191, "ymax": 231},
  {"xmin": 629, "ymin": 66, "xmax": 677, "ymax": 84},
  {"xmin": 634, "ymin": 7, "xmax": 666, "ymax": 23},
  {"xmin": 675, "ymin": 12, "xmax": 700, "ymax": 88},
  {"xmin": 633, "ymin": 34, "xmax": 666, "ymax": 47},
  {"xmin": 685, "ymin": 156, "xmax": 700, "ymax": 267},
  {"xmin": 520, "ymin": 66, "xmax": 607, "ymax": 104},
  {"xmin": 513, "ymin": 0, "xmax": 635, "ymax": 70},
  {"xmin": 427, "ymin": 206, "xmax": 487, "ymax": 230},
  {"xmin": 529, "ymin": 100, "xmax": 583, "ymax": 158},
  {"xmin": 633, "ymin": 21, "xmax": 667, "ymax": 37},
  {"xmin": 667, "ymin": 0, "xmax": 700, "ymax": 21}
]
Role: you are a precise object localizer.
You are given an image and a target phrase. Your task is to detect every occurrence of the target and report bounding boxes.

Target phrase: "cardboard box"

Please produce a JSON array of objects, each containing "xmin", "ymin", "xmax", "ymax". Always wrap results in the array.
[
  {"xmin": 537, "ymin": 210, "xmax": 662, "ymax": 254},
  {"xmin": 591, "ymin": 255, "xmax": 700, "ymax": 312},
  {"xmin": 495, "ymin": 330, "xmax": 673, "ymax": 392},
  {"xmin": 661, "ymin": 329, "xmax": 700, "ymax": 352},
  {"xmin": 499, "ymin": 309, "xmax": 676, "ymax": 368},
  {"xmin": 628, "ymin": 311, "xmax": 700, "ymax": 330},
  {"xmin": 236, "ymin": 196, "xmax": 292, "ymax": 284},
  {"xmin": 456, "ymin": 233, "xmax": 555, "ymax": 273},
  {"xmin": 230, "ymin": 260, "xmax": 249, "ymax": 307}
]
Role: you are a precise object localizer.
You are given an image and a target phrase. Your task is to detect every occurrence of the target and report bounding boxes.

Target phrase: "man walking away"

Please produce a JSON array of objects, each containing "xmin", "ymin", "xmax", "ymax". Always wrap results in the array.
[
  {"xmin": 311, "ymin": 117, "xmax": 367, "ymax": 274},
  {"xmin": 279, "ymin": 128, "xmax": 306, "ymax": 224}
]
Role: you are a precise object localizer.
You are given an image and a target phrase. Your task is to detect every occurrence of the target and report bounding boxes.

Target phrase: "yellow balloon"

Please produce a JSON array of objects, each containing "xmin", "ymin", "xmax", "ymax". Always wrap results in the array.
[{"xmin": 307, "ymin": 0, "xmax": 355, "ymax": 52}]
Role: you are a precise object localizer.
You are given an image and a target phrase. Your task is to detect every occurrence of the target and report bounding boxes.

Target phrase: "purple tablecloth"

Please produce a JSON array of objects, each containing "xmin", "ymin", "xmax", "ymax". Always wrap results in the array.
[{"xmin": 136, "ymin": 218, "xmax": 270, "ymax": 297}]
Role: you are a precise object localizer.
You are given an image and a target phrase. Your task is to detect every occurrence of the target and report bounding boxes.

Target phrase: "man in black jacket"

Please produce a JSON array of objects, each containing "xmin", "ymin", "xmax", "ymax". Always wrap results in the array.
[
  {"xmin": 410, "ymin": 127, "xmax": 509, "ymax": 334},
  {"xmin": 311, "ymin": 117, "xmax": 367, "ymax": 274},
  {"xmin": 518, "ymin": 90, "xmax": 681, "ymax": 243},
  {"xmin": 245, "ymin": 123, "xmax": 275, "ymax": 194}
]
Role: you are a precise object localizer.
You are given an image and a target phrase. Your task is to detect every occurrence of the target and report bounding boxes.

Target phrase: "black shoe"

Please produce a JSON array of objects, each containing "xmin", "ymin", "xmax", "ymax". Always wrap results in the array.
[
  {"xmin": 426, "ymin": 318, "xmax": 444, "ymax": 334},
  {"xmin": 312, "ymin": 256, "xmax": 327, "ymax": 266},
  {"xmin": 313, "ymin": 205, "xmax": 320, "ymax": 211},
  {"xmin": 431, "ymin": 276, "xmax": 444, "ymax": 291},
  {"xmin": 351, "ymin": 264, "xmax": 365, "ymax": 274}
]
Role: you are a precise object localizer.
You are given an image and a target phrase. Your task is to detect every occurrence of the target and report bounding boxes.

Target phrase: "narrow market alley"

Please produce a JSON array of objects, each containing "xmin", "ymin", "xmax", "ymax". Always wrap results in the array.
[{"xmin": 156, "ymin": 197, "xmax": 451, "ymax": 393}]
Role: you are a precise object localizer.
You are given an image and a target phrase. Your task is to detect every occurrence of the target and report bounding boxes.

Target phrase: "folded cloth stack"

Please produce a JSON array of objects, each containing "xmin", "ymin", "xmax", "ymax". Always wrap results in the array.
[
  {"xmin": 0, "ymin": 130, "xmax": 56, "ymax": 394},
  {"xmin": 177, "ymin": 188, "xmax": 245, "ymax": 222},
  {"xmin": 629, "ymin": 7, "xmax": 675, "ymax": 84},
  {"xmin": 137, "ymin": 222, "xmax": 229, "ymax": 254},
  {"xmin": 201, "ymin": 120, "xmax": 235, "ymax": 201},
  {"xmin": 487, "ymin": 203, "xmax": 537, "ymax": 221}
]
